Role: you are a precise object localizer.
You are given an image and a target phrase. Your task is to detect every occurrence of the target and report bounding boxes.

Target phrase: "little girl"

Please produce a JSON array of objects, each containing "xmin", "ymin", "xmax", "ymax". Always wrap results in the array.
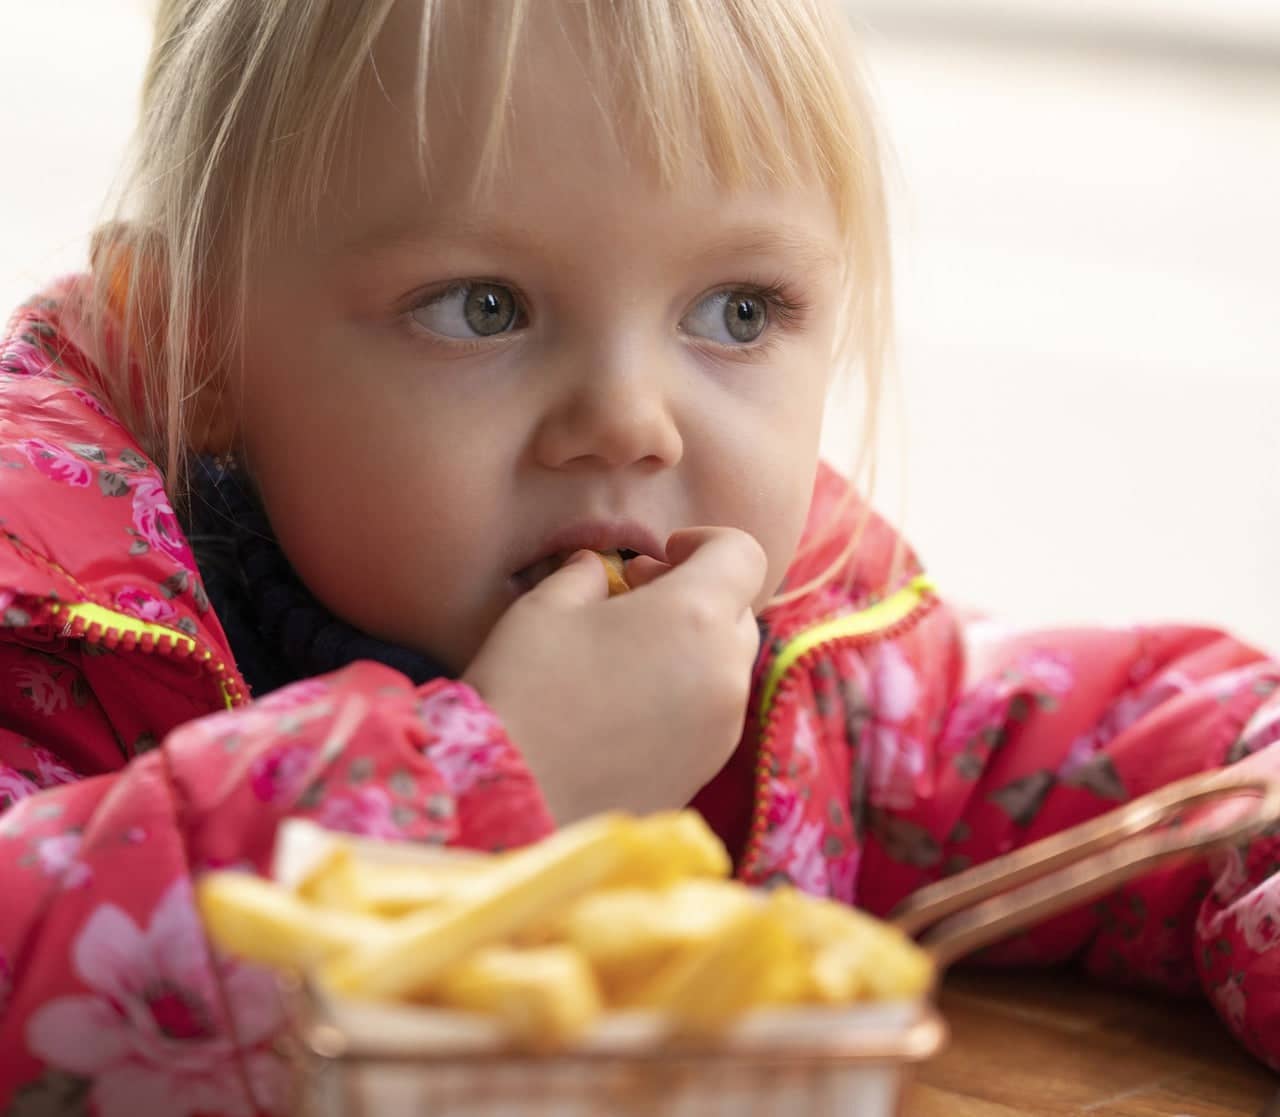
[{"xmin": 1, "ymin": 1, "xmax": 1277, "ymax": 1112}]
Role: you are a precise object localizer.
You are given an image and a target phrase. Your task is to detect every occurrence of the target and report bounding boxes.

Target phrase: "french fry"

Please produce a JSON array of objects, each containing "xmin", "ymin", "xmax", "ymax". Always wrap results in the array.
[
  {"xmin": 197, "ymin": 871, "xmax": 390, "ymax": 969},
  {"xmin": 596, "ymin": 550, "xmax": 630, "ymax": 596},
  {"xmin": 562, "ymin": 880, "xmax": 755, "ymax": 991},
  {"xmin": 626, "ymin": 895, "xmax": 808, "ymax": 1035},
  {"xmin": 322, "ymin": 813, "xmax": 636, "ymax": 1000},
  {"xmin": 772, "ymin": 890, "xmax": 933, "ymax": 1002},
  {"xmin": 200, "ymin": 808, "xmax": 937, "ymax": 1052},
  {"xmin": 613, "ymin": 811, "xmax": 732, "ymax": 886},
  {"xmin": 436, "ymin": 945, "xmax": 602, "ymax": 1049},
  {"xmin": 300, "ymin": 846, "xmax": 485, "ymax": 915}
]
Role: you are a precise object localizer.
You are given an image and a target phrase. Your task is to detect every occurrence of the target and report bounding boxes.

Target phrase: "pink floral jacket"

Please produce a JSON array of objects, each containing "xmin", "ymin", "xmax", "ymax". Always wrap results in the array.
[{"xmin": 2, "ymin": 281, "xmax": 1279, "ymax": 1116}]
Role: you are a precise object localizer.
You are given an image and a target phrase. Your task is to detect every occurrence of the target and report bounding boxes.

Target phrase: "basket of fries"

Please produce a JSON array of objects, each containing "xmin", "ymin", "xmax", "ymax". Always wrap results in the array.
[{"xmin": 199, "ymin": 771, "xmax": 1280, "ymax": 1117}]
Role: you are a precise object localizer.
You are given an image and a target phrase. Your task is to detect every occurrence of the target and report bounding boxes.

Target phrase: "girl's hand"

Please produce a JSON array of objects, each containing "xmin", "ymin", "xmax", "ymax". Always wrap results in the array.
[{"xmin": 462, "ymin": 527, "xmax": 766, "ymax": 824}]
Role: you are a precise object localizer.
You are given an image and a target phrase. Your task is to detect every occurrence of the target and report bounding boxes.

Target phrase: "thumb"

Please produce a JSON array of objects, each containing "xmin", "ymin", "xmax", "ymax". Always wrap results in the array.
[
  {"xmin": 624, "ymin": 555, "xmax": 671, "ymax": 591},
  {"xmin": 526, "ymin": 550, "xmax": 609, "ymax": 608}
]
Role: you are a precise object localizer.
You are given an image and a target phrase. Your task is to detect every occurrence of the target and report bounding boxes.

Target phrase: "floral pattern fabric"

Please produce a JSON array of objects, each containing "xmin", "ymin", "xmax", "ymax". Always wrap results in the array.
[{"xmin": 1, "ymin": 280, "xmax": 1279, "ymax": 1116}]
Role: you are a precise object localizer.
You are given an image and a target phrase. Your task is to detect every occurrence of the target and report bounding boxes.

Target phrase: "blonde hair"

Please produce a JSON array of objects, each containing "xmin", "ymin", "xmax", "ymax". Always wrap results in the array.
[{"xmin": 92, "ymin": 0, "xmax": 892, "ymax": 598}]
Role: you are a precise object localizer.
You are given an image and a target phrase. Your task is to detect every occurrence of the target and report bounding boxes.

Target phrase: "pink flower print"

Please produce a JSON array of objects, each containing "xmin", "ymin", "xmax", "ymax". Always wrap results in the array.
[
  {"xmin": 826, "ymin": 846, "xmax": 862, "ymax": 905},
  {"xmin": 1018, "ymin": 649, "xmax": 1077, "ymax": 697},
  {"xmin": 420, "ymin": 686, "xmax": 507, "ymax": 795},
  {"xmin": 20, "ymin": 437, "xmax": 92, "ymax": 487},
  {"xmin": 756, "ymin": 779, "xmax": 836, "ymax": 896},
  {"xmin": 1210, "ymin": 847, "xmax": 1250, "ymax": 907},
  {"xmin": 1213, "ymin": 974, "xmax": 1247, "ymax": 1034},
  {"xmin": 756, "ymin": 779, "xmax": 805, "ymax": 879},
  {"xmin": 1240, "ymin": 698, "xmax": 1280, "ymax": 755},
  {"xmin": 791, "ymin": 707, "xmax": 820, "ymax": 770},
  {"xmin": 31, "ymin": 744, "xmax": 78, "ymax": 787},
  {"xmin": 1059, "ymin": 670, "xmax": 1190, "ymax": 782},
  {"xmin": 935, "ymin": 681, "xmax": 1003, "ymax": 756},
  {"xmin": 26, "ymin": 879, "xmax": 287, "ymax": 1117},
  {"xmin": 34, "ymin": 831, "xmax": 92, "ymax": 889},
  {"xmin": 1236, "ymin": 885, "xmax": 1280, "ymax": 953},
  {"xmin": 318, "ymin": 785, "xmax": 405, "ymax": 839},
  {"xmin": 250, "ymin": 743, "xmax": 316, "ymax": 805},
  {"xmin": 11, "ymin": 659, "xmax": 70, "ymax": 716},
  {"xmin": 131, "ymin": 475, "xmax": 196, "ymax": 572},
  {"xmin": 114, "ymin": 586, "xmax": 179, "ymax": 624},
  {"xmin": 785, "ymin": 819, "xmax": 831, "ymax": 897},
  {"xmin": 428, "ymin": 737, "xmax": 508, "ymax": 796},
  {"xmin": 864, "ymin": 644, "xmax": 926, "ymax": 811},
  {"xmin": 421, "ymin": 685, "xmax": 501, "ymax": 746},
  {"xmin": 0, "ymin": 336, "xmax": 50, "ymax": 377},
  {"xmin": 70, "ymin": 385, "xmax": 120, "ymax": 423},
  {"xmin": 261, "ymin": 677, "xmax": 332, "ymax": 712},
  {"xmin": 939, "ymin": 648, "xmax": 1076, "ymax": 758},
  {"xmin": 0, "ymin": 763, "xmax": 39, "ymax": 807}
]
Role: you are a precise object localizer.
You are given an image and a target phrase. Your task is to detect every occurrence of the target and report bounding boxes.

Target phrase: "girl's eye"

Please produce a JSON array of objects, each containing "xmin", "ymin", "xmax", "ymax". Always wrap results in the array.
[
  {"xmin": 682, "ymin": 289, "xmax": 769, "ymax": 345},
  {"xmin": 411, "ymin": 282, "xmax": 521, "ymax": 339}
]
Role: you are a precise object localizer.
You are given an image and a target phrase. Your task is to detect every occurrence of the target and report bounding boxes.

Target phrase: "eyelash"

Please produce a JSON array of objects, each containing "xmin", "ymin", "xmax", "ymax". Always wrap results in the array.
[
  {"xmin": 398, "ymin": 278, "xmax": 529, "ymax": 354},
  {"xmin": 699, "ymin": 278, "xmax": 811, "ymax": 361},
  {"xmin": 399, "ymin": 276, "xmax": 813, "ymax": 353}
]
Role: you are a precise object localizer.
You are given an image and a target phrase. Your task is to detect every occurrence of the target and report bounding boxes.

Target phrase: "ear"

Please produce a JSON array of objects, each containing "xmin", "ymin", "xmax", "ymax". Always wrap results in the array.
[{"xmin": 92, "ymin": 223, "xmax": 239, "ymax": 458}]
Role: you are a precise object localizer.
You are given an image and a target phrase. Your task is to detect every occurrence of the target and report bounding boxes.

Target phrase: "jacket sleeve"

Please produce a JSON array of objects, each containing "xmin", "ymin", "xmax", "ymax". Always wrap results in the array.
[
  {"xmin": 851, "ymin": 607, "xmax": 1280, "ymax": 1068},
  {"xmin": 0, "ymin": 655, "xmax": 554, "ymax": 1116}
]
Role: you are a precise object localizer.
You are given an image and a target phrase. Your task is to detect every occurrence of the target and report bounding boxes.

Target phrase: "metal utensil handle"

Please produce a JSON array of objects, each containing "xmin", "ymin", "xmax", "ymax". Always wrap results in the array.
[{"xmin": 889, "ymin": 770, "xmax": 1280, "ymax": 970}]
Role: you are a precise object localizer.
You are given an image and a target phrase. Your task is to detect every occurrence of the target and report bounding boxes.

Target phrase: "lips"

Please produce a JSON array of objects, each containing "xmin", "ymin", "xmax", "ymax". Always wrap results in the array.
[{"xmin": 511, "ymin": 522, "xmax": 665, "ymax": 594}]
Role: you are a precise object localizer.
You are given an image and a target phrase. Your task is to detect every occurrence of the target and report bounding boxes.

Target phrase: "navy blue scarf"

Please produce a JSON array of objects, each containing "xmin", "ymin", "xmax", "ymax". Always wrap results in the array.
[{"xmin": 184, "ymin": 460, "xmax": 450, "ymax": 697}]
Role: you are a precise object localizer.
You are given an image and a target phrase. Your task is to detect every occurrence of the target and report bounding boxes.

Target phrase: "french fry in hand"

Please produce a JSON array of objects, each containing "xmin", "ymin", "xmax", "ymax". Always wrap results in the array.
[
  {"xmin": 322, "ymin": 813, "xmax": 635, "ymax": 1000},
  {"xmin": 197, "ymin": 870, "xmax": 389, "ymax": 969},
  {"xmin": 436, "ymin": 945, "xmax": 602, "ymax": 1050},
  {"xmin": 596, "ymin": 550, "xmax": 630, "ymax": 596}
]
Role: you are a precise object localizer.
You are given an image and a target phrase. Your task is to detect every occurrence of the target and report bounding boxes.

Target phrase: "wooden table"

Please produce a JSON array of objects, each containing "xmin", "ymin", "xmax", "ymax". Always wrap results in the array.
[{"xmin": 904, "ymin": 969, "xmax": 1279, "ymax": 1116}]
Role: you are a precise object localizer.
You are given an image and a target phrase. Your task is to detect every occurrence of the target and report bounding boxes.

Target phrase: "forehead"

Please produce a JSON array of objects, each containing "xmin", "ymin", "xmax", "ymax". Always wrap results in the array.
[{"xmin": 318, "ymin": 0, "xmax": 841, "ymax": 249}]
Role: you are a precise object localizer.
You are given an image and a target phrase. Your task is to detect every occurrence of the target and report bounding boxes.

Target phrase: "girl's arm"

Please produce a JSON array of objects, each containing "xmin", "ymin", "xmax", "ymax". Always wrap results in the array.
[
  {"xmin": 849, "ymin": 610, "xmax": 1280, "ymax": 1067},
  {"xmin": 0, "ymin": 653, "xmax": 553, "ymax": 1114}
]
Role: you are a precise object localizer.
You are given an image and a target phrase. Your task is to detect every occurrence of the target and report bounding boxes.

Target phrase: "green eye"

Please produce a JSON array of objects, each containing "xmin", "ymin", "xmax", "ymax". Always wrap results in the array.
[
  {"xmin": 683, "ymin": 289, "xmax": 769, "ymax": 345},
  {"xmin": 412, "ymin": 282, "xmax": 521, "ymax": 339}
]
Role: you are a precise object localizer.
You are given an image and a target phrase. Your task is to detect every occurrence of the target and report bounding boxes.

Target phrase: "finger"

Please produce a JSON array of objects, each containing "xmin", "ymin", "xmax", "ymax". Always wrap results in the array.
[
  {"xmin": 661, "ymin": 527, "xmax": 768, "ymax": 609},
  {"xmin": 623, "ymin": 555, "xmax": 670, "ymax": 591},
  {"xmin": 736, "ymin": 608, "xmax": 763, "ymax": 664},
  {"xmin": 525, "ymin": 550, "xmax": 608, "ymax": 608}
]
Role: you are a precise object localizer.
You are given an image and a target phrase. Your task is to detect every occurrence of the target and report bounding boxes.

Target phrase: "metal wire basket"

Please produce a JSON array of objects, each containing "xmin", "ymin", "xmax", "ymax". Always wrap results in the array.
[{"xmin": 278, "ymin": 770, "xmax": 1280, "ymax": 1117}]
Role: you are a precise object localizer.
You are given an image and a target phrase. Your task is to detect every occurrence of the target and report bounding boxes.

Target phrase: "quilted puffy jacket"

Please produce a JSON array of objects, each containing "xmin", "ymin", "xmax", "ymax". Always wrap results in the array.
[{"xmin": 2, "ymin": 280, "xmax": 1278, "ymax": 1115}]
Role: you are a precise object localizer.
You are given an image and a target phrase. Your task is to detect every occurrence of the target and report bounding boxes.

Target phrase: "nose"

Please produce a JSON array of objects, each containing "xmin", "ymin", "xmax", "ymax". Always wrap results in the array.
[{"xmin": 531, "ymin": 341, "xmax": 684, "ymax": 472}]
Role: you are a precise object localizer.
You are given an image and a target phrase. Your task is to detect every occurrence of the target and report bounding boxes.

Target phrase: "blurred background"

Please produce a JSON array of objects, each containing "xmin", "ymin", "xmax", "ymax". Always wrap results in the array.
[{"xmin": 1, "ymin": 1, "xmax": 1277, "ymax": 650}]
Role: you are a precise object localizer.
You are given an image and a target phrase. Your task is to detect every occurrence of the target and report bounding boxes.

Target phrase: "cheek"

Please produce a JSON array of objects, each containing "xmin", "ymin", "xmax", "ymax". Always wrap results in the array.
[
  {"xmin": 751, "ymin": 356, "xmax": 831, "ymax": 601},
  {"xmin": 700, "ymin": 372, "xmax": 826, "ymax": 608},
  {"xmin": 747, "ymin": 450, "xmax": 821, "ymax": 608},
  {"xmin": 232, "ymin": 323, "xmax": 503, "ymax": 660}
]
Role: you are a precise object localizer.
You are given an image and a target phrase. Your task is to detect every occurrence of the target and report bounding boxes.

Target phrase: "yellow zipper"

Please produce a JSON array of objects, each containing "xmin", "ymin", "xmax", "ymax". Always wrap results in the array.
[
  {"xmin": 742, "ymin": 573, "xmax": 938, "ymax": 880},
  {"xmin": 757, "ymin": 574, "xmax": 937, "ymax": 724},
  {"xmin": 49, "ymin": 600, "xmax": 244, "ymax": 710}
]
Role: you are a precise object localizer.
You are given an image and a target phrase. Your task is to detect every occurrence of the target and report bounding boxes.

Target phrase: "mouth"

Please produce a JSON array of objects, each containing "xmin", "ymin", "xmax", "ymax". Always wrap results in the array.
[{"xmin": 510, "ymin": 524, "xmax": 664, "ymax": 594}]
